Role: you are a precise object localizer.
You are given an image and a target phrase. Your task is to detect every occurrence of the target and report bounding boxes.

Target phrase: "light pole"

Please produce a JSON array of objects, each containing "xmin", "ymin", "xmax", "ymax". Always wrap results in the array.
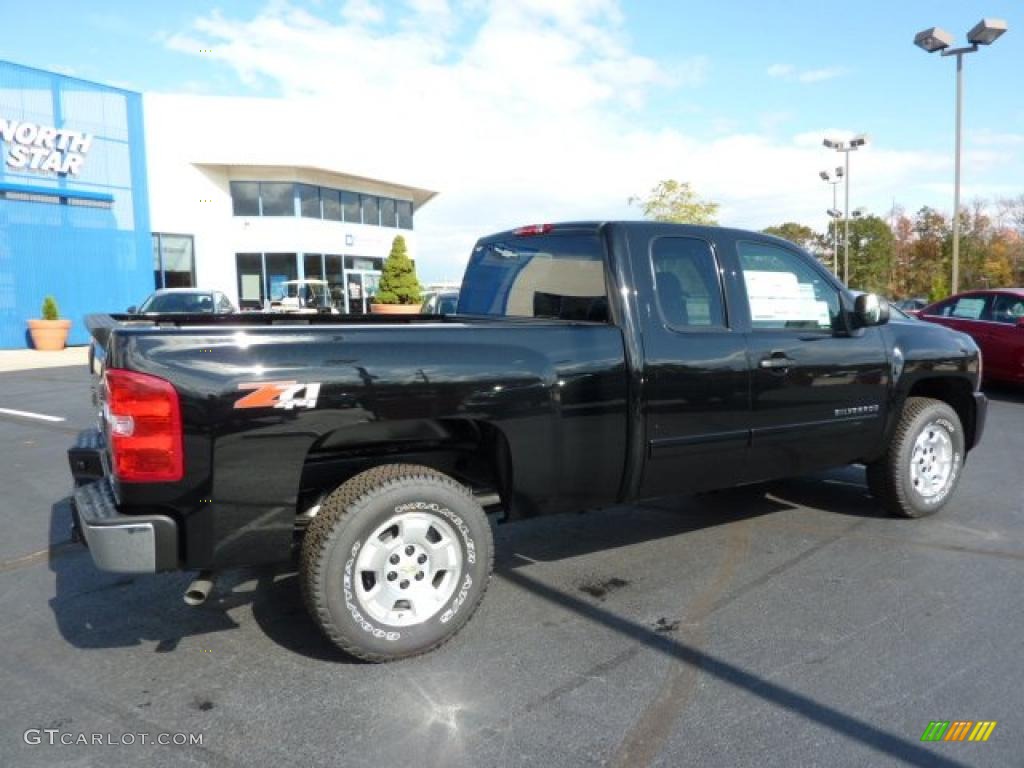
[
  {"xmin": 820, "ymin": 167, "xmax": 844, "ymax": 274},
  {"xmin": 824, "ymin": 135, "xmax": 867, "ymax": 284},
  {"xmin": 914, "ymin": 18, "xmax": 1008, "ymax": 295}
]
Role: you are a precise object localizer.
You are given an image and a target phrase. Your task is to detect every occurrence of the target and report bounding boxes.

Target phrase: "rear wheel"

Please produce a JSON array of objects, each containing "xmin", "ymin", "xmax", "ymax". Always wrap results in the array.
[
  {"xmin": 300, "ymin": 464, "xmax": 493, "ymax": 662},
  {"xmin": 866, "ymin": 397, "xmax": 965, "ymax": 518}
]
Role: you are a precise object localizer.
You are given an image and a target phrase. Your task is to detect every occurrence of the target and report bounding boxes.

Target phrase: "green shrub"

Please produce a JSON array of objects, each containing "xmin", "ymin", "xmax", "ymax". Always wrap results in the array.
[
  {"xmin": 41, "ymin": 296, "xmax": 59, "ymax": 321},
  {"xmin": 375, "ymin": 235, "xmax": 422, "ymax": 305}
]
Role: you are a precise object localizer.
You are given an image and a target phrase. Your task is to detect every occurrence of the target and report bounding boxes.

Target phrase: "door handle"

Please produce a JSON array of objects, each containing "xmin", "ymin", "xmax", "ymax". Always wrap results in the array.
[{"xmin": 759, "ymin": 353, "xmax": 793, "ymax": 370}]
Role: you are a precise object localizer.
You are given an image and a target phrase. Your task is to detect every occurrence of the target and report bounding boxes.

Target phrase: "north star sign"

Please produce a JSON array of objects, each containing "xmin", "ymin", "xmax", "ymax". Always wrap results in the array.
[{"xmin": 0, "ymin": 118, "xmax": 93, "ymax": 175}]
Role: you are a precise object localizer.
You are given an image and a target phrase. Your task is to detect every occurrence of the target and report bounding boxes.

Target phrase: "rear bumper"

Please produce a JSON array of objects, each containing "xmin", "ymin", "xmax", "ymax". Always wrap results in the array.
[
  {"xmin": 969, "ymin": 392, "xmax": 987, "ymax": 451},
  {"xmin": 73, "ymin": 479, "xmax": 178, "ymax": 573}
]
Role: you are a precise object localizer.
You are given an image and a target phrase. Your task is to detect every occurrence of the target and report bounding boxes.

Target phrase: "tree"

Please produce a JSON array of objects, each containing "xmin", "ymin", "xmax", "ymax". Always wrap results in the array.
[
  {"xmin": 843, "ymin": 215, "xmax": 894, "ymax": 294},
  {"xmin": 908, "ymin": 206, "xmax": 951, "ymax": 301},
  {"xmin": 374, "ymin": 235, "xmax": 421, "ymax": 305},
  {"xmin": 628, "ymin": 180, "xmax": 719, "ymax": 225},
  {"xmin": 762, "ymin": 222, "xmax": 830, "ymax": 265}
]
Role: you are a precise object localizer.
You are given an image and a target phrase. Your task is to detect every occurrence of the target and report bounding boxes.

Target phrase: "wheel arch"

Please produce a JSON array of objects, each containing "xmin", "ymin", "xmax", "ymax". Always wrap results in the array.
[
  {"xmin": 298, "ymin": 418, "xmax": 516, "ymax": 519},
  {"xmin": 902, "ymin": 376, "xmax": 978, "ymax": 452}
]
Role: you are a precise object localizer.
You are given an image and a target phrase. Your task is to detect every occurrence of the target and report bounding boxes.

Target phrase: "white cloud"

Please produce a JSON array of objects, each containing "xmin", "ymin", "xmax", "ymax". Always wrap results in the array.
[
  {"xmin": 766, "ymin": 63, "xmax": 794, "ymax": 78},
  {"xmin": 161, "ymin": 1, "xmax": 989, "ymax": 280},
  {"xmin": 768, "ymin": 63, "xmax": 845, "ymax": 84},
  {"xmin": 797, "ymin": 67, "xmax": 845, "ymax": 83},
  {"xmin": 341, "ymin": 0, "xmax": 384, "ymax": 25}
]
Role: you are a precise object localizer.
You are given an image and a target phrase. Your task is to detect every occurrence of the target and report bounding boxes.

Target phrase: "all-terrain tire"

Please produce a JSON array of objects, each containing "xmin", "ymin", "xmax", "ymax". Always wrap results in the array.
[
  {"xmin": 300, "ymin": 464, "xmax": 493, "ymax": 662},
  {"xmin": 866, "ymin": 397, "xmax": 965, "ymax": 518}
]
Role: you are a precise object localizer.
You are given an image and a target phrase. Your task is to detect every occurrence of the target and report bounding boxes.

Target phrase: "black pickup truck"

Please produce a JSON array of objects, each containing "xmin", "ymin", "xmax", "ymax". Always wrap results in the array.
[{"xmin": 70, "ymin": 221, "xmax": 986, "ymax": 661}]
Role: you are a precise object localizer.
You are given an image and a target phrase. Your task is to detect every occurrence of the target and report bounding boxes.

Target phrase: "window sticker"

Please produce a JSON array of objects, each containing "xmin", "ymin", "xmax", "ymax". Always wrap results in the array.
[
  {"xmin": 951, "ymin": 298, "xmax": 986, "ymax": 320},
  {"xmin": 744, "ymin": 271, "xmax": 831, "ymax": 329}
]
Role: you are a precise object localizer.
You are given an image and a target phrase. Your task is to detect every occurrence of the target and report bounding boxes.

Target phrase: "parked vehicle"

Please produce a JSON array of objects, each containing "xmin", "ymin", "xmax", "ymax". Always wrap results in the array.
[
  {"xmin": 129, "ymin": 288, "xmax": 236, "ymax": 315},
  {"xmin": 269, "ymin": 279, "xmax": 340, "ymax": 314},
  {"xmin": 89, "ymin": 289, "xmax": 237, "ymax": 373},
  {"xmin": 421, "ymin": 289, "xmax": 459, "ymax": 314},
  {"xmin": 918, "ymin": 288, "xmax": 1024, "ymax": 384},
  {"xmin": 894, "ymin": 297, "xmax": 928, "ymax": 313},
  {"xmin": 70, "ymin": 222, "xmax": 986, "ymax": 661}
]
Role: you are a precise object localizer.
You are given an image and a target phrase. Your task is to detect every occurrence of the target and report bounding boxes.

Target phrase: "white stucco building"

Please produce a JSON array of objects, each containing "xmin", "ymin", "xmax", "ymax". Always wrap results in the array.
[{"xmin": 144, "ymin": 94, "xmax": 438, "ymax": 312}]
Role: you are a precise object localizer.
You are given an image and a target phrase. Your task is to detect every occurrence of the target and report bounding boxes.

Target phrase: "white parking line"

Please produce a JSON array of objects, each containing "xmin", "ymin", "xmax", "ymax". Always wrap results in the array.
[{"xmin": 0, "ymin": 407, "xmax": 66, "ymax": 423}]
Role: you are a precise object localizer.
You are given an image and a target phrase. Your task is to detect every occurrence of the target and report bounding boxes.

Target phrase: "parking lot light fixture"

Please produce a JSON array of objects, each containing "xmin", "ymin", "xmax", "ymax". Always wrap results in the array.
[
  {"xmin": 914, "ymin": 27, "xmax": 953, "ymax": 53},
  {"xmin": 967, "ymin": 18, "xmax": 1007, "ymax": 46},
  {"xmin": 821, "ymin": 170, "xmax": 844, "ymax": 274},
  {"xmin": 915, "ymin": 17, "xmax": 1009, "ymax": 294},
  {"xmin": 824, "ymin": 135, "xmax": 867, "ymax": 284}
]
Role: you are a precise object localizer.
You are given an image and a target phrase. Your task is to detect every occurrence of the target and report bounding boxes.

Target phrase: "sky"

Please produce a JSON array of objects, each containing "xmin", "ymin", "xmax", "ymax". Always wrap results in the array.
[{"xmin": 2, "ymin": 0, "xmax": 1023, "ymax": 281}]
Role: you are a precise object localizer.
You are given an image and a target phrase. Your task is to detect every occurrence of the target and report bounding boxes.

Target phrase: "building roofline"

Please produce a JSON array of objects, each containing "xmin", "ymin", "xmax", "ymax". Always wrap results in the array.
[
  {"xmin": 0, "ymin": 59, "xmax": 141, "ymax": 97},
  {"xmin": 193, "ymin": 162, "xmax": 439, "ymax": 210}
]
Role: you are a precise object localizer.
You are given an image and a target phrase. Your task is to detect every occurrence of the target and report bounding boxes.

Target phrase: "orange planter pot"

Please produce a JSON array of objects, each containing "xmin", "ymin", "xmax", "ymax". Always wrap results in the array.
[
  {"xmin": 27, "ymin": 319, "xmax": 72, "ymax": 351},
  {"xmin": 370, "ymin": 303, "xmax": 421, "ymax": 315}
]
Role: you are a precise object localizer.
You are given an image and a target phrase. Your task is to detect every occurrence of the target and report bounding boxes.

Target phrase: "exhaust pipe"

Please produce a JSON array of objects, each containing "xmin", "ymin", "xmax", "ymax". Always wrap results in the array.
[{"xmin": 184, "ymin": 570, "xmax": 216, "ymax": 606}]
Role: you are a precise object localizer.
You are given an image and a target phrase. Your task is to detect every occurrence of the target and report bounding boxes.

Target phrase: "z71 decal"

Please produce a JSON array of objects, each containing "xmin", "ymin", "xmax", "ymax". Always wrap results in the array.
[{"xmin": 234, "ymin": 381, "xmax": 321, "ymax": 410}]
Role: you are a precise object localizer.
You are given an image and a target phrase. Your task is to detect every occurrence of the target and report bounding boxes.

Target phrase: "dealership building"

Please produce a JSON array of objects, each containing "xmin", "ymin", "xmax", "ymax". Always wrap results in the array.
[{"xmin": 0, "ymin": 60, "xmax": 437, "ymax": 348}]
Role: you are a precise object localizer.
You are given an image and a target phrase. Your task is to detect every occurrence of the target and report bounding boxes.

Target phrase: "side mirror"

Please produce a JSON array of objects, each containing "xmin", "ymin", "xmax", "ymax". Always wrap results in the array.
[
  {"xmin": 854, "ymin": 293, "xmax": 889, "ymax": 327},
  {"xmin": 126, "ymin": 305, "xmax": 137, "ymax": 314}
]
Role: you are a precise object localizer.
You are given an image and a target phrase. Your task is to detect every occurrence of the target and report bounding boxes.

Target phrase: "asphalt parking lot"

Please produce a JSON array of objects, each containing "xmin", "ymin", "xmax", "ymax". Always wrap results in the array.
[{"xmin": 0, "ymin": 363, "xmax": 1021, "ymax": 768}]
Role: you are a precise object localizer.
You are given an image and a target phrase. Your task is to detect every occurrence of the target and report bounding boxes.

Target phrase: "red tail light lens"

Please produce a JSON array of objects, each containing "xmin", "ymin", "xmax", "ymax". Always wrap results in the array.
[
  {"xmin": 103, "ymin": 369, "xmax": 183, "ymax": 482},
  {"xmin": 513, "ymin": 223, "xmax": 554, "ymax": 236}
]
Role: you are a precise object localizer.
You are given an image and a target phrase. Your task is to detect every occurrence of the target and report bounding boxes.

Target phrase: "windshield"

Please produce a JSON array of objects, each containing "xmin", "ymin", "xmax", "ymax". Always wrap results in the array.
[{"xmin": 140, "ymin": 293, "xmax": 215, "ymax": 313}]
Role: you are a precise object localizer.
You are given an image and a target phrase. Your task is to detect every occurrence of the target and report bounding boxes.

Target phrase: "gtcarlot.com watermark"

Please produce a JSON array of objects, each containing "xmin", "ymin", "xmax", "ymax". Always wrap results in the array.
[{"xmin": 24, "ymin": 729, "xmax": 203, "ymax": 747}]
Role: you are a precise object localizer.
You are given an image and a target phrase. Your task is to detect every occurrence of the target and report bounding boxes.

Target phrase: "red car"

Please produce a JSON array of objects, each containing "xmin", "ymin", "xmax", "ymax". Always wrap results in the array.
[{"xmin": 918, "ymin": 288, "xmax": 1024, "ymax": 384}]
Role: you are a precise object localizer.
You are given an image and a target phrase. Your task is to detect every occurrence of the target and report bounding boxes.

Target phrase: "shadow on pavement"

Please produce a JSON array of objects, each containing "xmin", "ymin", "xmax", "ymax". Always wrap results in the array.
[
  {"xmin": 498, "ymin": 565, "xmax": 969, "ymax": 768},
  {"xmin": 45, "ymin": 474, "xmax": 890, "ymax": 665},
  {"xmin": 46, "ymin": 496, "xmax": 347, "ymax": 662},
  {"xmin": 982, "ymin": 381, "xmax": 1024, "ymax": 405}
]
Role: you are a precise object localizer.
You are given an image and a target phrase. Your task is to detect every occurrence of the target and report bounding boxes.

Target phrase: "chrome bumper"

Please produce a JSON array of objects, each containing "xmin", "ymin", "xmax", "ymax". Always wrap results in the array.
[{"xmin": 73, "ymin": 478, "xmax": 178, "ymax": 573}]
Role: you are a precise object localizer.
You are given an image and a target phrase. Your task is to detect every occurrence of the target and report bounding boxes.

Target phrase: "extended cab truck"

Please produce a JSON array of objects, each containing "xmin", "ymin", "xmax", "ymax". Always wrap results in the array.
[{"xmin": 70, "ymin": 222, "xmax": 986, "ymax": 661}]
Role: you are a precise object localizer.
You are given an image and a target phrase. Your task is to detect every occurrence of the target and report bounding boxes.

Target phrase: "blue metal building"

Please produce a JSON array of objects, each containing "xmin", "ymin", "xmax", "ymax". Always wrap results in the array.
[{"xmin": 0, "ymin": 61, "xmax": 151, "ymax": 348}]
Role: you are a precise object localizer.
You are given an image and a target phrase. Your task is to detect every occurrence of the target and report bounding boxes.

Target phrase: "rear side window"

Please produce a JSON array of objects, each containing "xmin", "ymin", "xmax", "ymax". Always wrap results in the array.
[
  {"xmin": 738, "ymin": 241, "xmax": 840, "ymax": 331},
  {"xmin": 991, "ymin": 294, "xmax": 1024, "ymax": 324},
  {"xmin": 950, "ymin": 295, "xmax": 989, "ymax": 320},
  {"xmin": 457, "ymin": 233, "xmax": 609, "ymax": 321},
  {"xmin": 651, "ymin": 237, "xmax": 725, "ymax": 328}
]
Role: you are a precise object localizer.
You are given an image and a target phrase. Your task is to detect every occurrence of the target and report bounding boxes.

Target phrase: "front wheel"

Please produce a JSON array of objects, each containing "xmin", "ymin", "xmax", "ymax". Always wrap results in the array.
[
  {"xmin": 866, "ymin": 397, "xmax": 965, "ymax": 518},
  {"xmin": 300, "ymin": 464, "xmax": 493, "ymax": 662}
]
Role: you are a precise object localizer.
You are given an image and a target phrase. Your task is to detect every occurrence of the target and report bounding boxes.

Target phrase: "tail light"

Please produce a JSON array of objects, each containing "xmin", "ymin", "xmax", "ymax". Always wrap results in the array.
[
  {"xmin": 103, "ymin": 369, "xmax": 183, "ymax": 482},
  {"xmin": 513, "ymin": 223, "xmax": 554, "ymax": 236}
]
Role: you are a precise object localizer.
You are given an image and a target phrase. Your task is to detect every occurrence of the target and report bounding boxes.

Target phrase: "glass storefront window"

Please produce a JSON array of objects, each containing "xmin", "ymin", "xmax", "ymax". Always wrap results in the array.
[
  {"xmin": 360, "ymin": 195, "xmax": 379, "ymax": 226},
  {"xmin": 322, "ymin": 189, "xmax": 342, "ymax": 221},
  {"xmin": 265, "ymin": 253, "xmax": 298, "ymax": 300},
  {"xmin": 260, "ymin": 183, "xmax": 295, "ymax": 216},
  {"xmin": 230, "ymin": 182, "xmax": 259, "ymax": 216},
  {"xmin": 236, "ymin": 253, "xmax": 264, "ymax": 310},
  {"xmin": 304, "ymin": 253, "xmax": 324, "ymax": 281},
  {"xmin": 152, "ymin": 236, "xmax": 162, "ymax": 288},
  {"xmin": 298, "ymin": 184, "xmax": 321, "ymax": 218},
  {"xmin": 380, "ymin": 198, "xmax": 397, "ymax": 228},
  {"xmin": 342, "ymin": 191, "xmax": 360, "ymax": 223},
  {"xmin": 325, "ymin": 254, "xmax": 346, "ymax": 312},
  {"xmin": 397, "ymin": 200, "xmax": 413, "ymax": 229},
  {"xmin": 152, "ymin": 234, "xmax": 195, "ymax": 288},
  {"xmin": 228, "ymin": 181, "xmax": 409, "ymax": 229}
]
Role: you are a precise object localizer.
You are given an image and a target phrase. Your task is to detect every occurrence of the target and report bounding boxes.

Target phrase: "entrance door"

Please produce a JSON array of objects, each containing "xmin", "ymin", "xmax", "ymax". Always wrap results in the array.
[
  {"xmin": 737, "ymin": 239, "xmax": 889, "ymax": 481},
  {"xmin": 347, "ymin": 273, "xmax": 365, "ymax": 313}
]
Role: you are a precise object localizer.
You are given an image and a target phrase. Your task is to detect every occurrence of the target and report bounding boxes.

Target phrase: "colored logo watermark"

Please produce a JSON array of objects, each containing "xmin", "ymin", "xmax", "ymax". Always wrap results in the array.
[{"xmin": 921, "ymin": 721, "xmax": 997, "ymax": 742}]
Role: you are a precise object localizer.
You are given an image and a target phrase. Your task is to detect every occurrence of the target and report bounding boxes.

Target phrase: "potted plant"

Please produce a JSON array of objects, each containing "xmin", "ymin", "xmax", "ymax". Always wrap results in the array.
[
  {"xmin": 27, "ymin": 296, "xmax": 72, "ymax": 350},
  {"xmin": 370, "ymin": 235, "xmax": 423, "ymax": 314}
]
